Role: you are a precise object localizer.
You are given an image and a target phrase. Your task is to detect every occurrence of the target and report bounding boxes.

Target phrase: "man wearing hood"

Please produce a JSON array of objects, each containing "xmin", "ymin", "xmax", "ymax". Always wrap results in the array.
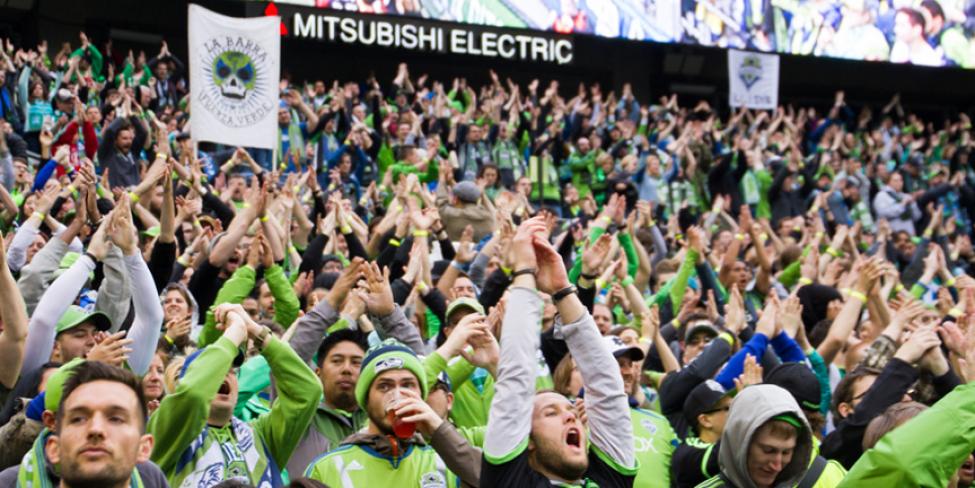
[{"xmin": 697, "ymin": 384, "xmax": 814, "ymax": 488}]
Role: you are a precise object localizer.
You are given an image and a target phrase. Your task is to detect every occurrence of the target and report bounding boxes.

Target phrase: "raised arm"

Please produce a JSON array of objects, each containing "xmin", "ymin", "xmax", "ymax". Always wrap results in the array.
[
  {"xmin": 0, "ymin": 232, "xmax": 28, "ymax": 388},
  {"xmin": 534, "ymin": 219, "xmax": 635, "ymax": 471},
  {"xmin": 484, "ymin": 217, "xmax": 546, "ymax": 463},
  {"xmin": 109, "ymin": 200, "xmax": 164, "ymax": 375}
]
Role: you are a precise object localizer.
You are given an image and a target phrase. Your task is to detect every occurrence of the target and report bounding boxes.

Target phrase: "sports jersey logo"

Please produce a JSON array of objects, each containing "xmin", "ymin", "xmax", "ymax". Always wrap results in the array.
[
  {"xmin": 375, "ymin": 357, "xmax": 404, "ymax": 373},
  {"xmin": 420, "ymin": 471, "xmax": 447, "ymax": 488}
]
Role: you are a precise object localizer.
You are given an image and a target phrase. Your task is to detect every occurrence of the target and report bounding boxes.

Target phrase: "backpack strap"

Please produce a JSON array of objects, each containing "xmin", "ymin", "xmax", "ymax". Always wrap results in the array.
[{"xmin": 797, "ymin": 455, "xmax": 829, "ymax": 488}]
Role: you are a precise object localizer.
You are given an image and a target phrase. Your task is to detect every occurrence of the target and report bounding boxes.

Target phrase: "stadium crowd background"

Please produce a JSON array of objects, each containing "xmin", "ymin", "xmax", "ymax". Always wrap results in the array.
[{"xmin": 0, "ymin": 2, "xmax": 974, "ymax": 488}]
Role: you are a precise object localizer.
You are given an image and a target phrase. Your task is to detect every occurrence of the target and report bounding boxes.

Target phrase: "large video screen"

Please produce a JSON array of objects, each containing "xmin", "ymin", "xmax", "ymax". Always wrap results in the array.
[{"xmin": 266, "ymin": 0, "xmax": 975, "ymax": 68}]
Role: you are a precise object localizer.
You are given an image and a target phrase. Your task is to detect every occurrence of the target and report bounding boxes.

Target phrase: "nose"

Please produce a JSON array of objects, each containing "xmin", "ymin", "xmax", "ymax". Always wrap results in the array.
[
  {"xmin": 562, "ymin": 410, "xmax": 577, "ymax": 424},
  {"xmin": 87, "ymin": 413, "xmax": 108, "ymax": 437}
]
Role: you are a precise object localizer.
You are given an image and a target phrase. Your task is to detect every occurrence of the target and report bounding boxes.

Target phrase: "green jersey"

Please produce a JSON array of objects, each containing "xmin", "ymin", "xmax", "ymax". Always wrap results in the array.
[
  {"xmin": 305, "ymin": 442, "xmax": 458, "ymax": 488},
  {"xmin": 631, "ymin": 407, "xmax": 678, "ymax": 488}
]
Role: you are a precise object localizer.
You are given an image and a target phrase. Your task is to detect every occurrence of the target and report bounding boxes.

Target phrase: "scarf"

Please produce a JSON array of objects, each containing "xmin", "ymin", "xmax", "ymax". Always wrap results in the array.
[
  {"xmin": 277, "ymin": 117, "xmax": 305, "ymax": 171},
  {"xmin": 17, "ymin": 429, "xmax": 144, "ymax": 488},
  {"xmin": 178, "ymin": 417, "xmax": 281, "ymax": 488}
]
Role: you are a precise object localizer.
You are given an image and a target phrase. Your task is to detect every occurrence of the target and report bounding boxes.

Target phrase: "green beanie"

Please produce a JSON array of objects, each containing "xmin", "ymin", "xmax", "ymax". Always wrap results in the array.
[
  {"xmin": 355, "ymin": 339, "xmax": 428, "ymax": 410},
  {"xmin": 44, "ymin": 358, "xmax": 86, "ymax": 412}
]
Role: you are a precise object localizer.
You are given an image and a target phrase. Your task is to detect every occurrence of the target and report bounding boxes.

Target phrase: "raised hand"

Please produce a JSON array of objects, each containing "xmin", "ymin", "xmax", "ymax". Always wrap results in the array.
[
  {"xmin": 733, "ymin": 354, "xmax": 763, "ymax": 391},
  {"xmin": 581, "ymin": 233, "xmax": 612, "ymax": 276},
  {"xmin": 108, "ymin": 194, "xmax": 138, "ymax": 256},
  {"xmin": 532, "ymin": 231, "xmax": 571, "ymax": 295},
  {"xmin": 326, "ymin": 257, "xmax": 364, "ymax": 309},
  {"xmin": 354, "ymin": 262, "xmax": 395, "ymax": 317},
  {"xmin": 87, "ymin": 331, "xmax": 133, "ymax": 367},
  {"xmin": 894, "ymin": 326, "xmax": 942, "ymax": 365},
  {"xmin": 454, "ymin": 225, "xmax": 476, "ymax": 264}
]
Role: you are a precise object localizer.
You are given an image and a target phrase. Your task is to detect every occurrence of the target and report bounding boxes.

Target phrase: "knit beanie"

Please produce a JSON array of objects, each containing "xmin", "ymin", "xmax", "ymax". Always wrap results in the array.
[{"xmin": 355, "ymin": 339, "xmax": 428, "ymax": 410}]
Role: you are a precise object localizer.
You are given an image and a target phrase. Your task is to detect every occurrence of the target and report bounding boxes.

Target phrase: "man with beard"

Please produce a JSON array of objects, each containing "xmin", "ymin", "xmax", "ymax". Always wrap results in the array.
[
  {"xmin": 304, "ymin": 338, "xmax": 480, "ymax": 487},
  {"xmin": 480, "ymin": 216, "xmax": 636, "ymax": 487},
  {"xmin": 43, "ymin": 361, "xmax": 156, "ymax": 488},
  {"xmin": 98, "ymin": 115, "xmax": 146, "ymax": 189},
  {"xmin": 148, "ymin": 303, "xmax": 321, "ymax": 486}
]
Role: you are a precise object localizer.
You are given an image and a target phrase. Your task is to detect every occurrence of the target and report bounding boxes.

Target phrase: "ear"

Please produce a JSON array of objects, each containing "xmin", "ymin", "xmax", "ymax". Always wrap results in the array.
[
  {"xmin": 837, "ymin": 402, "xmax": 853, "ymax": 420},
  {"xmin": 42, "ymin": 410, "xmax": 56, "ymax": 431},
  {"xmin": 697, "ymin": 413, "xmax": 712, "ymax": 432},
  {"xmin": 137, "ymin": 434, "xmax": 154, "ymax": 463},
  {"xmin": 44, "ymin": 434, "xmax": 61, "ymax": 466},
  {"xmin": 445, "ymin": 392, "xmax": 454, "ymax": 413}
]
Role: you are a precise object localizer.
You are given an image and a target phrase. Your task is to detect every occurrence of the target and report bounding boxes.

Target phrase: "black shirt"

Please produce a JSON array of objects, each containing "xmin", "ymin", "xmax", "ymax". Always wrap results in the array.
[{"xmin": 480, "ymin": 448, "xmax": 634, "ymax": 488}]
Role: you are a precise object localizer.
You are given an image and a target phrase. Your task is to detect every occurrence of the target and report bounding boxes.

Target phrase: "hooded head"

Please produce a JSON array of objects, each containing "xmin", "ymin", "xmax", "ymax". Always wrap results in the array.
[{"xmin": 718, "ymin": 385, "xmax": 813, "ymax": 488}]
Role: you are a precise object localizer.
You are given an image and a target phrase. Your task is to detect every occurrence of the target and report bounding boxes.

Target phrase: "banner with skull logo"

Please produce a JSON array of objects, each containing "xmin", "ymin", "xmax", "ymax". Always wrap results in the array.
[{"xmin": 189, "ymin": 4, "xmax": 280, "ymax": 149}]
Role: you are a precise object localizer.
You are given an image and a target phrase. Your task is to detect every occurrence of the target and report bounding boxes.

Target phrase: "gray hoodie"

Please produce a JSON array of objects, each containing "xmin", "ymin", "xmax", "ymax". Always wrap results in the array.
[{"xmin": 716, "ymin": 384, "xmax": 813, "ymax": 488}]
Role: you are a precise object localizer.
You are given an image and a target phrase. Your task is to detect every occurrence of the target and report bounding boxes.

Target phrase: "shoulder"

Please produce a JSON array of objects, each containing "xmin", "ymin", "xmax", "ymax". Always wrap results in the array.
[
  {"xmin": 695, "ymin": 474, "xmax": 728, "ymax": 488},
  {"xmin": 304, "ymin": 444, "xmax": 359, "ymax": 476},
  {"xmin": 135, "ymin": 461, "xmax": 169, "ymax": 488}
]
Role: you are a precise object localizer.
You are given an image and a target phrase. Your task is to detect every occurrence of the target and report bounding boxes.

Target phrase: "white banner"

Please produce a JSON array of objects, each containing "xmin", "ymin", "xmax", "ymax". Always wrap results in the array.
[
  {"xmin": 189, "ymin": 4, "xmax": 280, "ymax": 149},
  {"xmin": 728, "ymin": 49, "xmax": 779, "ymax": 110}
]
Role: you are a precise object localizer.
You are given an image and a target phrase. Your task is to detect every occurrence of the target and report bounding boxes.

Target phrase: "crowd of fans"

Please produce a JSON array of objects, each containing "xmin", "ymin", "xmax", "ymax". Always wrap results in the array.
[{"xmin": 1, "ymin": 31, "xmax": 975, "ymax": 488}]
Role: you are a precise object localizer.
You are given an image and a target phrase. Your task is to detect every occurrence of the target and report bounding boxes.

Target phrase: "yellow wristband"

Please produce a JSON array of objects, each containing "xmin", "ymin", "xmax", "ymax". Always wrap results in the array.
[
  {"xmin": 501, "ymin": 266, "xmax": 512, "ymax": 276},
  {"xmin": 595, "ymin": 278, "xmax": 606, "ymax": 290},
  {"xmin": 718, "ymin": 332, "xmax": 736, "ymax": 346},
  {"xmin": 946, "ymin": 278, "xmax": 956, "ymax": 287},
  {"xmin": 799, "ymin": 277, "xmax": 813, "ymax": 286},
  {"xmin": 128, "ymin": 192, "xmax": 140, "ymax": 203},
  {"xmin": 601, "ymin": 216, "xmax": 612, "ymax": 224},
  {"xmin": 735, "ymin": 233, "xmax": 745, "ymax": 241},
  {"xmin": 33, "ymin": 211, "xmax": 45, "ymax": 221},
  {"xmin": 894, "ymin": 283, "xmax": 905, "ymax": 293},
  {"xmin": 826, "ymin": 246, "xmax": 841, "ymax": 258},
  {"xmin": 417, "ymin": 281, "xmax": 428, "ymax": 293},
  {"xmin": 949, "ymin": 308, "xmax": 963, "ymax": 318},
  {"xmin": 389, "ymin": 238, "xmax": 401, "ymax": 247},
  {"xmin": 759, "ymin": 233, "xmax": 769, "ymax": 243},
  {"xmin": 647, "ymin": 220, "xmax": 656, "ymax": 227},
  {"xmin": 639, "ymin": 337, "xmax": 652, "ymax": 345},
  {"xmin": 341, "ymin": 225, "xmax": 352, "ymax": 234},
  {"xmin": 849, "ymin": 290, "xmax": 867, "ymax": 303},
  {"xmin": 673, "ymin": 318, "xmax": 681, "ymax": 328},
  {"xmin": 413, "ymin": 230, "xmax": 429, "ymax": 237},
  {"xmin": 815, "ymin": 232, "xmax": 824, "ymax": 239}
]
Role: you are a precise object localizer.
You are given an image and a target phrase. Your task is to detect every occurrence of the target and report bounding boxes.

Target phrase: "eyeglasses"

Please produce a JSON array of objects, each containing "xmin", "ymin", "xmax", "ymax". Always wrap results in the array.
[{"xmin": 703, "ymin": 406, "xmax": 730, "ymax": 415}]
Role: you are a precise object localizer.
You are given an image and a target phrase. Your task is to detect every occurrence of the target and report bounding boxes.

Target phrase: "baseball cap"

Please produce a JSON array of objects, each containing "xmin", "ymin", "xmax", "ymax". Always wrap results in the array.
[
  {"xmin": 55, "ymin": 88, "xmax": 73, "ymax": 103},
  {"xmin": 602, "ymin": 335, "xmax": 645, "ymax": 362},
  {"xmin": 684, "ymin": 321, "xmax": 720, "ymax": 343},
  {"xmin": 764, "ymin": 362, "xmax": 822, "ymax": 411},
  {"xmin": 56, "ymin": 305, "xmax": 112, "ymax": 335},
  {"xmin": 683, "ymin": 379, "xmax": 731, "ymax": 428},
  {"xmin": 433, "ymin": 371, "xmax": 452, "ymax": 392},
  {"xmin": 445, "ymin": 297, "xmax": 484, "ymax": 324},
  {"xmin": 452, "ymin": 181, "xmax": 481, "ymax": 204}
]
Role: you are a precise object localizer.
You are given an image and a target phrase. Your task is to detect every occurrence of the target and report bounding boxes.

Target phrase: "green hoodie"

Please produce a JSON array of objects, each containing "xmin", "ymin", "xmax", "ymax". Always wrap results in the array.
[
  {"xmin": 147, "ymin": 335, "xmax": 322, "ymax": 487},
  {"xmin": 840, "ymin": 382, "xmax": 975, "ymax": 487},
  {"xmin": 199, "ymin": 264, "xmax": 300, "ymax": 347}
]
